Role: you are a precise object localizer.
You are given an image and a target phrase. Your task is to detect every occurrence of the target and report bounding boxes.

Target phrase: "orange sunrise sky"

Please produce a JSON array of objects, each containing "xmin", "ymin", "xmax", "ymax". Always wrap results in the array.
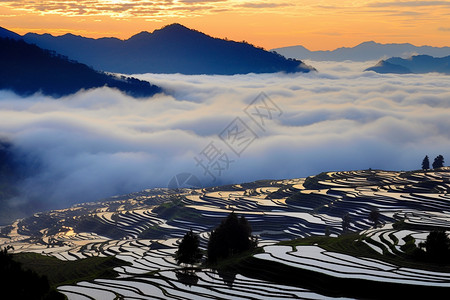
[{"xmin": 1, "ymin": 0, "xmax": 449, "ymax": 50}]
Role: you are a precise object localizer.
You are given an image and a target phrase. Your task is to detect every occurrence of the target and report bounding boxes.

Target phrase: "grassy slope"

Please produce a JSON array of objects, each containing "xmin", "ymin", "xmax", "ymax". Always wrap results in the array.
[{"xmin": 13, "ymin": 253, "xmax": 130, "ymax": 288}]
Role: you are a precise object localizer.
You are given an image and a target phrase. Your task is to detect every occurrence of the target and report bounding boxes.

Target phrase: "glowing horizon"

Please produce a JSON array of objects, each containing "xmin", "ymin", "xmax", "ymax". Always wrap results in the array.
[{"xmin": 1, "ymin": 0, "xmax": 450, "ymax": 51}]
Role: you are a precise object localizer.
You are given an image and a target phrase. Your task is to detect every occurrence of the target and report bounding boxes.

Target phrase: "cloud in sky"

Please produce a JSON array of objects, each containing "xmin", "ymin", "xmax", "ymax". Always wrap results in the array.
[
  {"xmin": 1, "ymin": 61, "xmax": 450, "ymax": 213},
  {"xmin": 0, "ymin": 0, "xmax": 258, "ymax": 18},
  {"xmin": 238, "ymin": 2, "xmax": 293, "ymax": 9},
  {"xmin": 9, "ymin": 0, "xmax": 449, "ymax": 19},
  {"xmin": 368, "ymin": 1, "xmax": 450, "ymax": 7},
  {"xmin": 1, "ymin": 1, "xmax": 449, "ymax": 51}
]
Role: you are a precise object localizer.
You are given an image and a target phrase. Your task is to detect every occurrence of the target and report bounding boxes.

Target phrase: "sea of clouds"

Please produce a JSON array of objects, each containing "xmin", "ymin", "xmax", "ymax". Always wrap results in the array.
[{"xmin": 1, "ymin": 60, "xmax": 450, "ymax": 211}]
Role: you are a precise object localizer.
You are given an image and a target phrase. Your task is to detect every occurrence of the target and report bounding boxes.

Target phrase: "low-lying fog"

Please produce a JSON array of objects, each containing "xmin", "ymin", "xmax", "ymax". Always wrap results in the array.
[{"xmin": 1, "ymin": 61, "xmax": 449, "ymax": 211}]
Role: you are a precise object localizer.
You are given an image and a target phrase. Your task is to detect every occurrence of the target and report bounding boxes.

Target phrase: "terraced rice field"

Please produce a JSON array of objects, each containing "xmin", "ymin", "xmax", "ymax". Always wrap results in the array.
[
  {"xmin": 256, "ymin": 245, "xmax": 450, "ymax": 287},
  {"xmin": 1, "ymin": 169, "xmax": 449, "ymax": 298}
]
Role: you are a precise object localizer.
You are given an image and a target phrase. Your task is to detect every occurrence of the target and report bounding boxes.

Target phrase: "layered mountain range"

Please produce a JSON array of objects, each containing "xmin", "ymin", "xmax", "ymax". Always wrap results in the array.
[
  {"xmin": 22, "ymin": 23, "xmax": 314, "ymax": 75},
  {"xmin": 272, "ymin": 41, "xmax": 450, "ymax": 62}
]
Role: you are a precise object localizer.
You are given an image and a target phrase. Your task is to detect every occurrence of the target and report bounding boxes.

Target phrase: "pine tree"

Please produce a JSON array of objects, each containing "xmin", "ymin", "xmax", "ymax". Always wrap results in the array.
[
  {"xmin": 432, "ymin": 155, "xmax": 445, "ymax": 169},
  {"xmin": 422, "ymin": 155, "xmax": 430, "ymax": 170},
  {"xmin": 342, "ymin": 213, "xmax": 351, "ymax": 233},
  {"xmin": 369, "ymin": 208, "xmax": 380, "ymax": 227},
  {"xmin": 175, "ymin": 230, "xmax": 202, "ymax": 267},
  {"xmin": 420, "ymin": 230, "xmax": 450, "ymax": 262},
  {"xmin": 207, "ymin": 212, "xmax": 257, "ymax": 263}
]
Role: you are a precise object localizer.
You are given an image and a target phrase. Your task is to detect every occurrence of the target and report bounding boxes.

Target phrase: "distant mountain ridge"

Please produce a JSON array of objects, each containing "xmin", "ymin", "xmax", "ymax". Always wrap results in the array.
[
  {"xmin": 22, "ymin": 23, "xmax": 314, "ymax": 75},
  {"xmin": 365, "ymin": 55, "xmax": 450, "ymax": 74},
  {"xmin": 272, "ymin": 41, "xmax": 450, "ymax": 62},
  {"xmin": 0, "ymin": 37, "xmax": 161, "ymax": 98}
]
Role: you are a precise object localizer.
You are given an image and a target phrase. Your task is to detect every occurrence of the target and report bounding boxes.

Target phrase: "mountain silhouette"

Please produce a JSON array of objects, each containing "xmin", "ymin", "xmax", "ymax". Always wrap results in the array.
[
  {"xmin": 0, "ymin": 37, "xmax": 161, "ymax": 98},
  {"xmin": 272, "ymin": 41, "xmax": 450, "ymax": 62},
  {"xmin": 365, "ymin": 55, "xmax": 450, "ymax": 74},
  {"xmin": 23, "ymin": 23, "xmax": 314, "ymax": 75},
  {"xmin": 364, "ymin": 60, "xmax": 411, "ymax": 74},
  {"xmin": 0, "ymin": 26, "xmax": 21, "ymax": 40}
]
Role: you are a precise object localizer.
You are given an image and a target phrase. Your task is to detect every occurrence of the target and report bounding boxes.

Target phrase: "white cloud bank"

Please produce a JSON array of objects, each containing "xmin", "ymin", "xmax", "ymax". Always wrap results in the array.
[{"xmin": 1, "ymin": 61, "xmax": 449, "ymax": 210}]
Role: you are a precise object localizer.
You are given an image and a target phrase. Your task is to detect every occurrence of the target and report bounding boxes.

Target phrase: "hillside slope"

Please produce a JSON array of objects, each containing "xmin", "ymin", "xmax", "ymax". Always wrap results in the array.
[
  {"xmin": 366, "ymin": 55, "xmax": 450, "ymax": 74},
  {"xmin": 0, "ymin": 26, "xmax": 21, "ymax": 40},
  {"xmin": 0, "ymin": 37, "xmax": 161, "ymax": 98},
  {"xmin": 2, "ymin": 169, "xmax": 450, "ymax": 299}
]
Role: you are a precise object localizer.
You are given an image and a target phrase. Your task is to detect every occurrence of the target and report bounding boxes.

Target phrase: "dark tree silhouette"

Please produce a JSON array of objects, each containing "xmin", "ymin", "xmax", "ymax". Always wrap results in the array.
[
  {"xmin": 0, "ymin": 248, "xmax": 64, "ymax": 299},
  {"xmin": 419, "ymin": 230, "xmax": 450, "ymax": 262},
  {"xmin": 422, "ymin": 155, "xmax": 430, "ymax": 170},
  {"xmin": 342, "ymin": 213, "xmax": 351, "ymax": 233},
  {"xmin": 175, "ymin": 230, "xmax": 202, "ymax": 267},
  {"xmin": 217, "ymin": 269, "xmax": 237, "ymax": 288},
  {"xmin": 432, "ymin": 155, "xmax": 445, "ymax": 169},
  {"xmin": 207, "ymin": 212, "xmax": 258, "ymax": 263},
  {"xmin": 369, "ymin": 208, "xmax": 380, "ymax": 228},
  {"xmin": 175, "ymin": 270, "xmax": 199, "ymax": 287}
]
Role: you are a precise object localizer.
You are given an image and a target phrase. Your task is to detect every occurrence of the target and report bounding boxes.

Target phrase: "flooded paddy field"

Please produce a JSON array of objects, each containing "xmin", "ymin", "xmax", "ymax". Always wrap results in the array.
[{"xmin": 1, "ymin": 169, "xmax": 450, "ymax": 299}]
